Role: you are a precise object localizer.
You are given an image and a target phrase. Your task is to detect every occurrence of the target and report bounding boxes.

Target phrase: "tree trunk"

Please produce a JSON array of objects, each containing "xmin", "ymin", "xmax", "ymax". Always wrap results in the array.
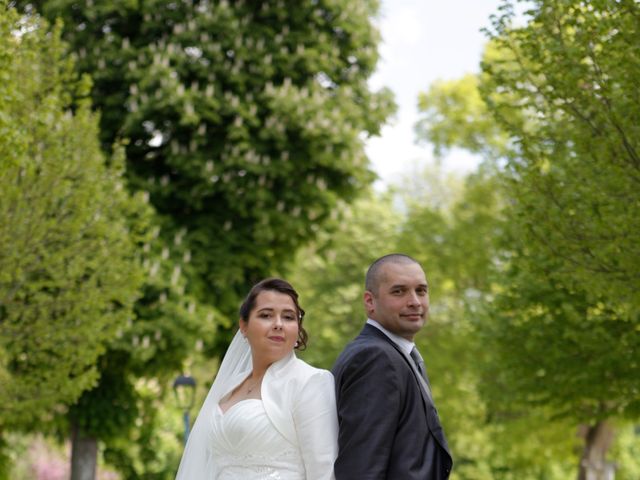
[
  {"xmin": 70, "ymin": 423, "xmax": 98, "ymax": 480},
  {"xmin": 577, "ymin": 420, "xmax": 616, "ymax": 480}
]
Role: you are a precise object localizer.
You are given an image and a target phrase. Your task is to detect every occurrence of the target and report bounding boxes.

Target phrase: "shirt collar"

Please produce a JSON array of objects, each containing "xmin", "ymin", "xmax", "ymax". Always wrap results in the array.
[{"xmin": 366, "ymin": 318, "xmax": 415, "ymax": 356}]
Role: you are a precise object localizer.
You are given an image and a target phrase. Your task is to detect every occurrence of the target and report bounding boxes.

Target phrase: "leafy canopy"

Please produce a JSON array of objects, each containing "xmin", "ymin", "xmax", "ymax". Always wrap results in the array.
[
  {"xmin": 19, "ymin": 0, "xmax": 396, "ymax": 313},
  {"xmin": 0, "ymin": 7, "xmax": 149, "ymax": 430}
]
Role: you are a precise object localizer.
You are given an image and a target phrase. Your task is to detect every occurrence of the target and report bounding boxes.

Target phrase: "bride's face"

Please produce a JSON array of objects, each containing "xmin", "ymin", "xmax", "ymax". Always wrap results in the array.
[{"xmin": 241, "ymin": 290, "xmax": 300, "ymax": 365}]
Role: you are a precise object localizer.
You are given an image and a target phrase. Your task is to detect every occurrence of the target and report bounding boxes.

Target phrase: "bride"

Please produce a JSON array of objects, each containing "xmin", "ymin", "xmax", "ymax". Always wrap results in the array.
[{"xmin": 175, "ymin": 278, "xmax": 338, "ymax": 480}]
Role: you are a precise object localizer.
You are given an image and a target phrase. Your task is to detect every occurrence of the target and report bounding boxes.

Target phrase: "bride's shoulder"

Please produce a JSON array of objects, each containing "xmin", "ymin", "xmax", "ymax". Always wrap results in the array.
[
  {"xmin": 269, "ymin": 354, "xmax": 333, "ymax": 387},
  {"xmin": 289, "ymin": 357, "xmax": 333, "ymax": 383}
]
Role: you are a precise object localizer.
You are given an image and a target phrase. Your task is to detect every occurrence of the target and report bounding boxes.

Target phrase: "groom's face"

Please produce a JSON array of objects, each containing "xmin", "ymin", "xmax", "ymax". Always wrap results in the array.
[{"xmin": 364, "ymin": 262, "xmax": 429, "ymax": 341}]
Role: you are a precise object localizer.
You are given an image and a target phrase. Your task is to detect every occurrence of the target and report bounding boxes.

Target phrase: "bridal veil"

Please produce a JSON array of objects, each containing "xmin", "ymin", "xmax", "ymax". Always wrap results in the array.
[{"xmin": 175, "ymin": 331, "xmax": 251, "ymax": 480}]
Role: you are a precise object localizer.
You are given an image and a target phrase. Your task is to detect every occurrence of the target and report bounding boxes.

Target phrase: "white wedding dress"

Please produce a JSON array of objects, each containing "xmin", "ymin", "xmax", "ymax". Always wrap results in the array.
[
  {"xmin": 211, "ymin": 399, "xmax": 306, "ymax": 479},
  {"xmin": 175, "ymin": 332, "xmax": 337, "ymax": 480}
]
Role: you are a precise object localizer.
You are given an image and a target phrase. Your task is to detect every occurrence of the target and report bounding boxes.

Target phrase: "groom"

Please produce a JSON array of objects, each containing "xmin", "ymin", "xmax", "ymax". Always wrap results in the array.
[{"xmin": 332, "ymin": 253, "xmax": 453, "ymax": 479}]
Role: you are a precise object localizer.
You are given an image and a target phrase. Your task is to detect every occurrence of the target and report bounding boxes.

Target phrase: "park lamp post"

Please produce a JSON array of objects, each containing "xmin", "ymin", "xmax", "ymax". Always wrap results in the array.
[{"xmin": 173, "ymin": 374, "xmax": 196, "ymax": 445}]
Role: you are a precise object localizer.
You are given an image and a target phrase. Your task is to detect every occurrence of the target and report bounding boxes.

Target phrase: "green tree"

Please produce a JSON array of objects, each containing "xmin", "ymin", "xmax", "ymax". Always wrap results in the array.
[
  {"xmin": 293, "ymin": 162, "xmax": 586, "ymax": 478},
  {"xmin": 483, "ymin": 2, "xmax": 640, "ymax": 476},
  {"xmin": 14, "ymin": 1, "xmax": 395, "ymax": 477},
  {"xmin": 18, "ymin": 0, "xmax": 395, "ymax": 312},
  {"xmin": 482, "ymin": 239, "xmax": 639, "ymax": 479},
  {"xmin": 0, "ymin": 5, "xmax": 149, "ymax": 476},
  {"xmin": 291, "ymin": 191, "xmax": 402, "ymax": 370},
  {"xmin": 65, "ymin": 230, "xmax": 219, "ymax": 479},
  {"xmin": 414, "ymin": 1, "xmax": 640, "ymax": 477},
  {"xmin": 415, "ymin": 73, "xmax": 508, "ymax": 160},
  {"xmin": 482, "ymin": 0, "xmax": 640, "ymax": 311},
  {"xmin": 396, "ymin": 168, "xmax": 578, "ymax": 480}
]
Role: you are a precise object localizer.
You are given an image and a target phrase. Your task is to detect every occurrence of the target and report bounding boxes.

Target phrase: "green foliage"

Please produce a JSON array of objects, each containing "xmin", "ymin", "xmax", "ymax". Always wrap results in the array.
[
  {"xmin": 102, "ymin": 379, "xmax": 183, "ymax": 480},
  {"xmin": 0, "ymin": 6, "xmax": 211, "ymax": 476},
  {"xmin": 0, "ymin": 5, "xmax": 148, "ymax": 431},
  {"xmin": 292, "ymin": 191, "xmax": 402, "ymax": 369},
  {"xmin": 63, "ymin": 215, "xmax": 219, "ymax": 433},
  {"xmin": 483, "ymin": 246, "xmax": 640, "ymax": 422},
  {"xmin": 415, "ymin": 73, "xmax": 509, "ymax": 160},
  {"xmin": 397, "ymin": 175, "xmax": 499, "ymax": 479},
  {"xmin": 0, "ymin": 433, "xmax": 9, "ymax": 480},
  {"xmin": 611, "ymin": 423, "xmax": 640, "ymax": 480},
  {"xmin": 397, "ymin": 166, "xmax": 501, "ymax": 299},
  {"xmin": 482, "ymin": 0, "xmax": 640, "ymax": 311},
  {"xmin": 292, "ymin": 170, "xmax": 585, "ymax": 478},
  {"xmin": 19, "ymin": 0, "xmax": 396, "ymax": 314},
  {"xmin": 62, "ymin": 220, "xmax": 220, "ymax": 475},
  {"xmin": 395, "ymin": 169, "xmax": 575, "ymax": 479},
  {"xmin": 475, "ymin": 0, "xmax": 640, "ymax": 423},
  {"xmin": 414, "ymin": 0, "xmax": 640, "ymax": 475},
  {"xmin": 1, "ymin": 432, "xmax": 32, "ymax": 480},
  {"xmin": 11, "ymin": 1, "xmax": 394, "ymax": 475}
]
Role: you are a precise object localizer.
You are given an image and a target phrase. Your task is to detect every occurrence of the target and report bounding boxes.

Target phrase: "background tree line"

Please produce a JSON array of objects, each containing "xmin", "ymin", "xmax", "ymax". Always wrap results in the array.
[
  {"xmin": 1, "ymin": 0, "xmax": 639, "ymax": 479},
  {"xmin": 2, "ymin": 0, "xmax": 393, "ymax": 477}
]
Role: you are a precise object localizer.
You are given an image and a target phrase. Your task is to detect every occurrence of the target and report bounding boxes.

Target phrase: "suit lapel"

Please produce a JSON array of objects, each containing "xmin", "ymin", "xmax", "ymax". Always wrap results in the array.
[
  {"xmin": 361, "ymin": 324, "xmax": 451, "ymax": 456},
  {"xmin": 362, "ymin": 325, "xmax": 434, "ymax": 405}
]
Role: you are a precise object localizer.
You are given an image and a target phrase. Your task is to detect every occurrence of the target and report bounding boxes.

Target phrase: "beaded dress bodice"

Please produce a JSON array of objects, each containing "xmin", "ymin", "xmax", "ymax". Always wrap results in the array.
[{"xmin": 211, "ymin": 399, "xmax": 305, "ymax": 480}]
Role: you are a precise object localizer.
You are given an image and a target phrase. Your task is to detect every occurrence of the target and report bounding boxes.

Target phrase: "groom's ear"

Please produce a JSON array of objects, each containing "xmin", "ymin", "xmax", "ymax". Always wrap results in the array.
[{"xmin": 363, "ymin": 291, "xmax": 375, "ymax": 315}]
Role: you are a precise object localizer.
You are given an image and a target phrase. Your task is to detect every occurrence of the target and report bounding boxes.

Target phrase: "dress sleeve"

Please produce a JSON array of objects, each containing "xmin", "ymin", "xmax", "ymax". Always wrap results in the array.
[
  {"xmin": 293, "ymin": 369, "xmax": 339, "ymax": 480},
  {"xmin": 334, "ymin": 347, "xmax": 401, "ymax": 479}
]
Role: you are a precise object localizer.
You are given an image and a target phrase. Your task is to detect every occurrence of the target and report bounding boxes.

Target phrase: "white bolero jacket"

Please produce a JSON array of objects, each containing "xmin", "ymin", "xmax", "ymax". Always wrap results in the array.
[
  {"xmin": 226, "ymin": 352, "xmax": 338, "ymax": 479},
  {"xmin": 175, "ymin": 347, "xmax": 338, "ymax": 480}
]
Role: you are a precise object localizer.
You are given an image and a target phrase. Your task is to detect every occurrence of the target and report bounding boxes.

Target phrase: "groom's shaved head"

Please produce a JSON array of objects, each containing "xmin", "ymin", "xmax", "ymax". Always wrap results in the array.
[{"xmin": 365, "ymin": 254, "xmax": 421, "ymax": 294}]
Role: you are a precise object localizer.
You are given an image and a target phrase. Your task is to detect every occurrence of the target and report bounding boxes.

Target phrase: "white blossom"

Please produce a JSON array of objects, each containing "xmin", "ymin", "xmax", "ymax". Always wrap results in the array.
[{"xmin": 171, "ymin": 265, "xmax": 181, "ymax": 286}]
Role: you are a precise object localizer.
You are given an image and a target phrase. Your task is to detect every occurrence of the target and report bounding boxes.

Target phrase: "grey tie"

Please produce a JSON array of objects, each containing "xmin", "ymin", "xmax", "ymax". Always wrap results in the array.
[{"xmin": 410, "ymin": 347, "xmax": 427, "ymax": 381}]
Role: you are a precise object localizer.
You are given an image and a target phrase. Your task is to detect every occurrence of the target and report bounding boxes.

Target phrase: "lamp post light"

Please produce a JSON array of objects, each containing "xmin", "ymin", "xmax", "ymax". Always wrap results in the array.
[{"xmin": 173, "ymin": 374, "xmax": 196, "ymax": 445}]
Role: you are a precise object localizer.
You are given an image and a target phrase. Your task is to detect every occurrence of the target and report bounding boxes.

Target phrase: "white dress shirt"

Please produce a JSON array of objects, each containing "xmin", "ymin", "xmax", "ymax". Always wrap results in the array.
[{"xmin": 366, "ymin": 318, "xmax": 415, "ymax": 356}]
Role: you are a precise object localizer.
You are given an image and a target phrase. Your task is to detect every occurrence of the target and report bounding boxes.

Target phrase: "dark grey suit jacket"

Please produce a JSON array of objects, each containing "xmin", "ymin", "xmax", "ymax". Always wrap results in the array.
[{"xmin": 332, "ymin": 324, "xmax": 453, "ymax": 479}]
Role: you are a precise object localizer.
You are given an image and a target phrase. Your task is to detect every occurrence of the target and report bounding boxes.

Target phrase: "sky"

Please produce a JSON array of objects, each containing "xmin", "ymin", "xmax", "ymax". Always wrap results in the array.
[{"xmin": 366, "ymin": 0, "xmax": 506, "ymax": 188}]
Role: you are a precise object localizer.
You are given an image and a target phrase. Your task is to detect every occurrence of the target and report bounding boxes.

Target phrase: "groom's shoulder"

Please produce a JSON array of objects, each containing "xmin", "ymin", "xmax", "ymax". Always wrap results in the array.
[
  {"xmin": 333, "ymin": 327, "xmax": 400, "ymax": 369},
  {"xmin": 348, "ymin": 324, "xmax": 394, "ymax": 350}
]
